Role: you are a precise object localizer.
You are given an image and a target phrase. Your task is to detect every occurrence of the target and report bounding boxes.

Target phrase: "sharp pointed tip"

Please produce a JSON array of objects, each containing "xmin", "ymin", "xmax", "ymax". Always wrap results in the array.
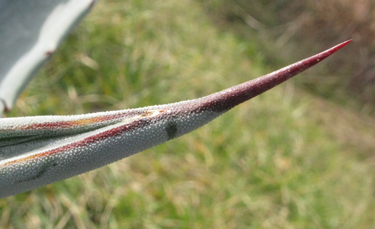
[
  {"xmin": 199, "ymin": 40, "xmax": 352, "ymax": 111},
  {"xmin": 288, "ymin": 39, "xmax": 352, "ymax": 74},
  {"xmin": 337, "ymin": 39, "xmax": 352, "ymax": 48},
  {"xmin": 322, "ymin": 39, "xmax": 352, "ymax": 56}
]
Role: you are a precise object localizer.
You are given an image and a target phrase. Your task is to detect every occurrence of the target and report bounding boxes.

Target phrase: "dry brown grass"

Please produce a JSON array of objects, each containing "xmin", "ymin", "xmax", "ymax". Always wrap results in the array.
[{"xmin": 202, "ymin": 0, "xmax": 375, "ymax": 114}]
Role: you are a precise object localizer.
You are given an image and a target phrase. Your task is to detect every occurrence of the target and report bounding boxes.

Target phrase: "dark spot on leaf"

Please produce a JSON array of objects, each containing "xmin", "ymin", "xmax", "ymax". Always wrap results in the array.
[
  {"xmin": 16, "ymin": 160, "xmax": 56, "ymax": 183},
  {"xmin": 166, "ymin": 121, "xmax": 178, "ymax": 140}
]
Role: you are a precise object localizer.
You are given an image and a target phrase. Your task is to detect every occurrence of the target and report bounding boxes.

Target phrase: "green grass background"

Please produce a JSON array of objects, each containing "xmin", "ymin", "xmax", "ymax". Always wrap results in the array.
[{"xmin": 1, "ymin": 0, "xmax": 375, "ymax": 228}]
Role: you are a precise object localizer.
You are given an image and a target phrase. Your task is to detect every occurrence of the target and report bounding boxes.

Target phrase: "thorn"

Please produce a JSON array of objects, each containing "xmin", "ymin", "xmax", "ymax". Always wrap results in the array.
[{"xmin": 199, "ymin": 40, "xmax": 352, "ymax": 112}]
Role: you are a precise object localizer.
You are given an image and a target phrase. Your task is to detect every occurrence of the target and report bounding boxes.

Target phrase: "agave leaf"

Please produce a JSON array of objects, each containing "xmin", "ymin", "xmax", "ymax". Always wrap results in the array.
[
  {"xmin": 0, "ymin": 40, "xmax": 351, "ymax": 198},
  {"xmin": 0, "ymin": 0, "xmax": 97, "ymax": 116}
]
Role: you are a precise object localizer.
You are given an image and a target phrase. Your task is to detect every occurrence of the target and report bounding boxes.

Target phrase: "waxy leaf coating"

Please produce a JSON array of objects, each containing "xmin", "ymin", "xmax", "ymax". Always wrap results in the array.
[{"xmin": 0, "ymin": 40, "xmax": 351, "ymax": 198}]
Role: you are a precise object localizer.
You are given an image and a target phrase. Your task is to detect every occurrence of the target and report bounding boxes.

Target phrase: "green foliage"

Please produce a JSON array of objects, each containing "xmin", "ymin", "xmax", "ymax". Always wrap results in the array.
[{"xmin": 1, "ymin": 0, "xmax": 375, "ymax": 228}]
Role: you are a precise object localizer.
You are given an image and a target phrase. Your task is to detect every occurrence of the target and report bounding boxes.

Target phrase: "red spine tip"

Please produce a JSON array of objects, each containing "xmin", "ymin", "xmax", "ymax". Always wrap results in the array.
[
  {"xmin": 197, "ymin": 40, "xmax": 352, "ymax": 112},
  {"xmin": 325, "ymin": 39, "xmax": 352, "ymax": 55}
]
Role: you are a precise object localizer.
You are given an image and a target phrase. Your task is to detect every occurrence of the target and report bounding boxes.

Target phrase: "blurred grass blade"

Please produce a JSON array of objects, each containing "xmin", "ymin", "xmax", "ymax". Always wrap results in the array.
[
  {"xmin": 0, "ymin": 0, "xmax": 97, "ymax": 116},
  {"xmin": 0, "ymin": 40, "xmax": 351, "ymax": 198}
]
